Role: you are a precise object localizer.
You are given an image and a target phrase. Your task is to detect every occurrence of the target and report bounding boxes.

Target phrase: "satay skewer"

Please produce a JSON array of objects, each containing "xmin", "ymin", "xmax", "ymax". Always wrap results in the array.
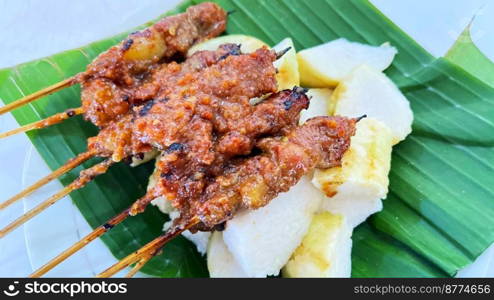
[
  {"xmin": 30, "ymin": 207, "xmax": 131, "ymax": 277},
  {"xmin": 32, "ymin": 115, "xmax": 358, "ymax": 277},
  {"xmin": 124, "ymin": 253, "xmax": 154, "ymax": 278}
]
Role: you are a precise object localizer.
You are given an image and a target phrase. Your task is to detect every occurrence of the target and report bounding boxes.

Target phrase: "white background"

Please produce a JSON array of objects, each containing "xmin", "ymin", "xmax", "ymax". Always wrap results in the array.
[{"xmin": 0, "ymin": 0, "xmax": 493, "ymax": 277}]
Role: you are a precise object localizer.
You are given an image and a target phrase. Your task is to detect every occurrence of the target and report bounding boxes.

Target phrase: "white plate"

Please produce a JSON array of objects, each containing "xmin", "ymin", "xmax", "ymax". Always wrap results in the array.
[{"xmin": 0, "ymin": 0, "xmax": 181, "ymax": 277}]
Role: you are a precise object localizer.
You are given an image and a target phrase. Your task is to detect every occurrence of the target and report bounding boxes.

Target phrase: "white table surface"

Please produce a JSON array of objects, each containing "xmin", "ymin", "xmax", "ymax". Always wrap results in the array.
[{"xmin": 0, "ymin": 0, "xmax": 493, "ymax": 277}]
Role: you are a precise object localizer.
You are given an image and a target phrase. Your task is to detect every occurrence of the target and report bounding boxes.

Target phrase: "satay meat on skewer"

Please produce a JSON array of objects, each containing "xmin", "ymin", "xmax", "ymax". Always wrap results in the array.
[
  {"xmin": 80, "ymin": 2, "xmax": 227, "ymax": 83},
  {"xmin": 0, "ymin": 42, "xmax": 240, "ymax": 140},
  {"xmin": 0, "ymin": 1, "xmax": 361, "ymax": 279},
  {"xmin": 132, "ymin": 87, "xmax": 311, "ymax": 215},
  {"xmin": 91, "ymin": 46, "xmax": 278, "ymax": 161},
  {"xmin": 194, "ymin": 116, "xmax": 358, "ymax": 229},
  {"xmin": 0, "ymin": 46, "xmax": 282, "ymax": 237},
  {"xmin": 28, "ymin": 70, "xmax": 302, "ymax": 278},
  {"xmin": 0, "ymin": 2, "xmax": 227, "ymax": 125},
  {"xmin": 99, "ymin": 116, "xmax": 358, "ymax": 277},
  {"xmin": 0, "ymin": 43, "xmax": 241, "ymax": 139}
]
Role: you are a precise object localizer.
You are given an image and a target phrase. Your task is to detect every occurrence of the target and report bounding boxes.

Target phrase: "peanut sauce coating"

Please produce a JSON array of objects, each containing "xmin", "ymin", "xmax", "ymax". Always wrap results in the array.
[
  {"xmin": 130, "ymin": 88, "xmax": 311, "ymax": 215},
  {"xmin": 192, "ymin": 116, "xmax": 357, "ymax": 229},
  {"xmin": 79, "ymin": 2, "xmax": 227, "ymax": 127}
]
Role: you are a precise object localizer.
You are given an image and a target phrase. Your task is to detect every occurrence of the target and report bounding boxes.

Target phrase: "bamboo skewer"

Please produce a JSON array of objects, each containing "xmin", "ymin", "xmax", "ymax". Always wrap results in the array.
[
  {"xmin": 30, "ymin": 208, "xmax": 131, "ymax": 277},
  {"xmin": 124, "ymin": 253, "xmax": 154, "ymax": 278},
  {"xmin": 275, "ymin": 47, "xmax": 292, "ymax": 60},
  {"xmin": 0, "ymin": 78, "xmax": 76, "ymax": 115},
  {"xmin": 0, "ymin": 150, "xmax": 95, "ymax": 210},
  {"xmin": 0, "ymin": 159, "xmax": 113, "ymax": 238},
  {"xmin": 97, "ymin": 217, "xmax": 200, "ymax": 278},
  {"xmin": 1, "ymin": 13, "xmax": 289, "ymax": 277},
  {"xmin": 0, "ymin": 107, "xmax": 84, "ymax": 139}
]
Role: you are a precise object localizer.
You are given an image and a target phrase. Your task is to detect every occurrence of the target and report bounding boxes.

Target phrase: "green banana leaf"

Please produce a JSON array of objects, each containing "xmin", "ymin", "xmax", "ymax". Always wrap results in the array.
[
  {"xmin": 1, "ymin": 0, "xmax": 493, "ymax": 277},
  {"xmin": 445, "ymin": 22, "xmax": 494, "ymax": 88}
]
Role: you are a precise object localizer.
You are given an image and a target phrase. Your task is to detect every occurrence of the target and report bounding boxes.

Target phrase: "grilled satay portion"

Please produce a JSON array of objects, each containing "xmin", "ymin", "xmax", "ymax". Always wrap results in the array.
[
  {"xmin": 79, "ymin": 2, "xmax": 227, "ymax": 127},
  {"xmin": 132, "ymin": 88, "xmax": 311, "ymax": 215},
  {"xmin": 87, "ymin": 46, "xmax": 278, "ymax": 162},
  {"xmin": 189, "ymin": 116, "xmax": 358, "ymax": 229}
]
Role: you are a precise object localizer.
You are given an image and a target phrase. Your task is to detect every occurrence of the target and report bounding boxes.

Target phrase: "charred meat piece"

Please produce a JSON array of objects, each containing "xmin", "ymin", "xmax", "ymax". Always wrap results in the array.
[
  {"xmin": 131, "ymin": 88, "xmax": 311, "ymax": 215},
  {"xmin": 215, "ymin": 87, "xmax": 310, "ymax": 158},
  {"xmin": 192, "ymin": 116, "xmax": 357, "ymax": 229},
  {"xmin": 86, "ymin": 47, "xmax": 278, "ymax": 163},
  {"xmin": 80, "ymin": 79, "xmax": 131, "ymax": 128}
]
